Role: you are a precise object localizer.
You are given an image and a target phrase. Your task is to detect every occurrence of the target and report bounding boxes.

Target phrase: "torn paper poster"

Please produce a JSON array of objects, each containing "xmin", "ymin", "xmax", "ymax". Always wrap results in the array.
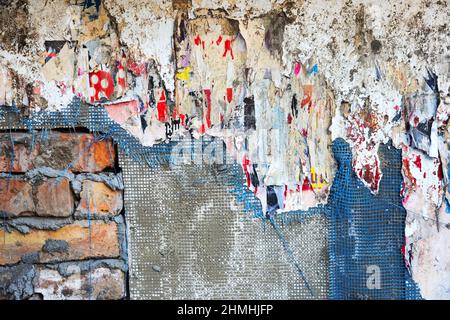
[{"xmin": 1, "ymin": 0, "xmax": 450, "ymax": 300}]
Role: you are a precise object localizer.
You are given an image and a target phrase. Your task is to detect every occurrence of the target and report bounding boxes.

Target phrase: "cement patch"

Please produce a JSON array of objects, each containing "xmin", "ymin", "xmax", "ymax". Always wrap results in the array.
[{"xmin": 120, "ymin": 150, "xmax": 328, "ymax": 299}]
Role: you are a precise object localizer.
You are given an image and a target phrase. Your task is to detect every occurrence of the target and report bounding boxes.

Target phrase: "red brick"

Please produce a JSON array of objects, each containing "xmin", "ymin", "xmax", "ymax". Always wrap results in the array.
[
  {"xmin": 71, "ymin": 134, "xmax": 116, "ymax": 173},
  {"xmin": 0, "ymin": 178, "xmax": 35, "ymax": 217},
  {"xmin": 76, "ymin": 180, "xmax": 123, "ymax": 216},
  {"xmin": 0, "ymin": 177, "xmax": 74, "ymax": 218},
  {"xmin": 35, "ymin": 267, "xmax": 126, "ymax": 300},
  {"xmin": 0, "ymin": 131, "xmax": 115, "ymax": 173},
  {"xmin": 0, "ymin": 133, "xmax": 38, "ymax": 172},
  {"xmin": 35, "ymin": 177, "xmax": 74, "ymax": 217},
  {"xmin": 0, "ymin": 221, "xmax": 120, "ymax": 265}
]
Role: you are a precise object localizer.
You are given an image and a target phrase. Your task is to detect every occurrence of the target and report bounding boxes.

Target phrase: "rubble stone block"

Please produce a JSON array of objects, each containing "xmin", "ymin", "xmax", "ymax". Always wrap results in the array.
[
  {"xmin": 0, "ymin": 132, "xmax": 115, "ymax": 173},
  {"xmin": 35, "ymin": 177, "xmax": 74, "ymax": 217},
  {"xmin": 0, "ymin": 178, "xmax": 35, "ymax": 217},
  {"xmin": 77, "ymin": 180, "xmax": 123, "ymax": 216},
  {"xmin": 0, "ymin": 221, "xmax": 120, "ymax": 265}
]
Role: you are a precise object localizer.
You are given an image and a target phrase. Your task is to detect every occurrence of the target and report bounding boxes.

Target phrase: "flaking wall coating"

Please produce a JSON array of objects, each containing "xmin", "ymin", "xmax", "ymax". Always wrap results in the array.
[
  {"xmin": 2, "ymin": 0, "xmax": 449, "ymax": 299},
  {"xmin": 120, "ymin": 151, "xmax": 328, "ymax": 299}
]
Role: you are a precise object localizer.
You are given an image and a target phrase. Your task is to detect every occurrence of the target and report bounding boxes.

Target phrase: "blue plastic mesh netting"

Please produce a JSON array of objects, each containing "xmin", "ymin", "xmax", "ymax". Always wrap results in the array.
[
  {"xmin": 326, "ymin": 139, "xmax": 422, "ymax": 300},
  {"xmin": 0, "ymin": 98, "xmax": 422, "ymax": 299}
]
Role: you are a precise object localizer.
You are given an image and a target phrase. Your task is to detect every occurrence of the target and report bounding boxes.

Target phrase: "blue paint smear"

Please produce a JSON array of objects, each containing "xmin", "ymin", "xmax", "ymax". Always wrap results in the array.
[
  {"xmin": 308, "ymin": 64, "xmax": 318, "ymax": 76},
  {"xmin": 445, "ymin": 198, "xmax": 450, "ymax": 214},
  {"xmin": 83, "ymin": 0, "xmax": 101, "ymax": 12},
  {"xmin": 375, "ymin": 62, "xmax": 382, "ymax": 81}
]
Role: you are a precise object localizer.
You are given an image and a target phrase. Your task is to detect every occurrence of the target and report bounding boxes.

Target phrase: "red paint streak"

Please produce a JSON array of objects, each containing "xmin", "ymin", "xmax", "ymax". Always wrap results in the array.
[
  {"xmin": 118, "ymin": 76, "xmax": 126, "ymax": 88},
  {"xmin": 301, "ymin": 95, "xmax": 311, "ymax": 109},
  {"xmin": 413, "ymin": 116, "xmax": 420, "ymax": 127},
  {"xmin": 199, "ymin": 124, "xmax": 206, "ymax": 135},
  {"xmin": 127, "ymin": 59, "xmax": 146, "ymax": 76},
  {"xmin": 401, "ymin": 237, "xmax": 411, "ymax": 269},
  {"xmin": 203, "ymin": 89, "xmax": 212, "ymax": 128},
  {"xmin": 357, "ymin": 168, "xmax": 362, "ymax": 178},
  {"xmin": 156, "ymin": 91, "xmax": 168, "ymax": 122},
  {"xmin": 402, "ymin": 158, "xmax": 417, "ymax": 186},
  {"xmin": 294, "ymin": 62, "xmax": 301, "ymax": 76},
  {"xmin": 437, "ymin": 161, "xmax": 444, "ymax": 180},
  {"xmin": 302, "ymin": 177, "xmax": 313, "ymax": 191},
  {"xmin": 47, "ymin": 52, "xmax": 57, "ymax": 59},
  {"xmin": 223, "ymin": 39, "xmax": 234, "ymax": 59},
  {"xmin": 401, "ymin": 241, "xmax": 405, "ymax": 256},
  {"xmin": 413, "ymin": 155, "xmax": 422, "ymax": 171},
  {"xmin": 402, "ymin": 193, "xmax": 410, "ymax": 206},
  {"xmin": 301, "ymin": 128, "xmax": 308, "ymax": 138},
  {"xmin": 216, "ymin": 35, "xmax": 223, "ymax": 45},
  {"xmin": 117, "ymin": 63, "xmax": 126, "ymax": 92},
  {"xmin": 374, "ymin": 158, "xmax": 381, "ymax": 189},
  {"xmin": 284, "ymin": 185, "xmax": 288, "ymax": 199},
  {"xmin": 400, "ymin": 182, "xmax": 407, "ymax": 197},
  {"xmin": 180, "ymin": 114, "xmax": 186, "ymax": 126},
  {"xmin": 219, "ymin": 113, "xmax": 224, "ymax": 122},
  {"xmin": 242, "ymin": 156, "xmax": 251, "ymax": 187},
  {"xmin": 300, "ymin": 85, "xmax": 313, "ymax": 112},
  {"xmin": 226, "ymin": 87, "xmax": 233, "ymax": 103},
  {"xmin": 359, "ymin": 159, "xmax": 381, "ymax": 191},
  {"xmin": 194, "ymin": 35, "xmax": 202, "ymax": 46},
  {"xmin": 401, "ymin": 237, "xmax": 412, "ymax": 269},
  {"xmin": 287, "ymin": 113, "xmax": 293, "ymax": 124}
]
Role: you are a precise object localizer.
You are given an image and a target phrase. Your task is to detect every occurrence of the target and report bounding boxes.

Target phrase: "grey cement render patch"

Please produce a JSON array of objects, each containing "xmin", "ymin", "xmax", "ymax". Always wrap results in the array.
[{"xmin": 120, "ymin": 151, "xmax": 328, "ymax": 299}]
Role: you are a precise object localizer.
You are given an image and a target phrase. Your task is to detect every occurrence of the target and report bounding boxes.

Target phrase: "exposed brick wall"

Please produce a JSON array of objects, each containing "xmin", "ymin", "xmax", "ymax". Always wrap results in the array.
[{"xmin": 0, "ymin": 130, "xmax": 127, "ymax": 300}]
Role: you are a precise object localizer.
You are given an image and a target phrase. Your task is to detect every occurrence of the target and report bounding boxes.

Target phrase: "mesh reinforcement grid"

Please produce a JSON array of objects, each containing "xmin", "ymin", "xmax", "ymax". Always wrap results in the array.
[
  {"xmin": 119, "ymin": 159, "xmax": 329, "ymax": 299},
  {"xmin": 0, "ymin": 99, "xmax": 422, "ymax": 299}
]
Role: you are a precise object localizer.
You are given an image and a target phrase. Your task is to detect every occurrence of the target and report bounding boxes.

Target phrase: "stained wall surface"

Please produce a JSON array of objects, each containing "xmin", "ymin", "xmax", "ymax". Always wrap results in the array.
[
  {"xmin": 0, "ymin": 0, "xmax": 449, "ymax": 299},
  {"xmin": 120, "ymin": 153, "xmax": 329, "ymax": 299}
]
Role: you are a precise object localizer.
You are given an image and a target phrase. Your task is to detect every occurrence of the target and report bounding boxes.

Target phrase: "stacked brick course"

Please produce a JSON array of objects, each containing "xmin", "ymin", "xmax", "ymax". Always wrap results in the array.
[{"xmin": 0, "ymin": 130, "xmax": 127, "ymax": 300}]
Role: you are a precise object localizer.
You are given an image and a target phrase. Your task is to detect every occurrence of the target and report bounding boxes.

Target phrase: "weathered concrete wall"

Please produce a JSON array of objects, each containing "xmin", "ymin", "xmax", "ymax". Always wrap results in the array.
[{"xmin": 0, "ymin": 130, "xmax": 127, "ymax": 300}]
